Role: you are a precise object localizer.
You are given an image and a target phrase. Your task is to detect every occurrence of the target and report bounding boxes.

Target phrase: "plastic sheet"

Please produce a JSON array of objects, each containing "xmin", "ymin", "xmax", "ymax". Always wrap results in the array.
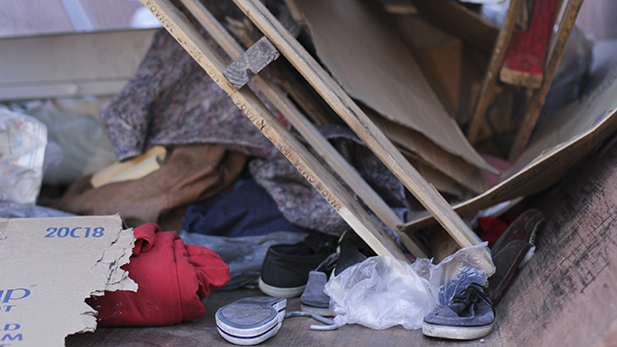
[
  {"xmin": 0, "ymin": 107, "xmax": 47, "ymax": 204},
  {"xmin": 9, "ymin": 98, "xmax": 117, "ymax": 187},
  {"xmin": 0, "ymin": 202, "xmax": 75, "ymax": 218},
  {"xmin": 324, "ymin": 243, "xmax": 490, "ymax": 330}
]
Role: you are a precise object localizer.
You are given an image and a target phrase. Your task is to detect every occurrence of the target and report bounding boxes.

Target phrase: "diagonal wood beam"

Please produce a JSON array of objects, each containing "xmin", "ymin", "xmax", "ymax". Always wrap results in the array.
[
  {"xmin": 178, "ymin": 0, "xmax": 431, "ymax": 258},
  {"xmin": 229, "ymin": 0, "xmax": 494, "ymax": 274},
  {"xmin": 139, "ymin": 0, "xmax": 409, "ymax": 261}
]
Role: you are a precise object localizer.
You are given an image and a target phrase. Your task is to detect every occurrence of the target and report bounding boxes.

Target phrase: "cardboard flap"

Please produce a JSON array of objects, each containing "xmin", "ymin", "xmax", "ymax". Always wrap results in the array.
[
  {"xmin": 0, "ymin": 215, "xmax": 136, "ymax": 346},
  {"xmin": 290, "ymin": 0, "xmax": 497, "ymax": 174}
]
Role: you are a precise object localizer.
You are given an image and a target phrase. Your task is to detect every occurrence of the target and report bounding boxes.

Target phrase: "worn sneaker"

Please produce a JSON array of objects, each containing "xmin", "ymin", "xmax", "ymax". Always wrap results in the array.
[
  {"xmin": 300, "ymin": 253, "xmax": 338, "ymax": 316},
  {"xmin": 299, "ymin": 229, "xmax": 376, "ymax": 316},
  {"xmin": 215, "ymin": 296, "xmax": 286, "ymax": 345},
  {"xmin": 259, "ymin": 233, "xmax": 337, "ymax": 298},
  {"xmin": 422, "ymin": 282, "xmax": 495, "ymax": 340},
  {"xmin": 489, "ymin": 209, "xmax": 545, "ymax": 305},
  {"xmin": 333, "ymin": 229, "xmax": 376, "ymax": 277}
]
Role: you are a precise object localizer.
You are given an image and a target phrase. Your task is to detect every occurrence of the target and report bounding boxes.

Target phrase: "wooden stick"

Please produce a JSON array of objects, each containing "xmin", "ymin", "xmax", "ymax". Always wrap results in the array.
[
  {"xmin": 508, "ymin": 0, "xmax": 585, "ymax": 162},
  {"xmin": 230, "ymin": 0, "xmax": 494, "ymax": 273},
  {"xmin": 466, "ymin": 0, "xmax": 523, "ymax": 145},
  {"xmin": 138, "ymin": 0, "xmax": 409, "ymax": 261},
  {"xmin": 178, "ymin": 0, "xmax": 428, "ymax": 259}
]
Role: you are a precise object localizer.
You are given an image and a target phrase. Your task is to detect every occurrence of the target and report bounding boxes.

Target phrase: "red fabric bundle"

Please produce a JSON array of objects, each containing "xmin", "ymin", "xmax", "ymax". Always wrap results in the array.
[{"xmin": 88, "ymin": 223, "xmax": 230, "ymax": 327}]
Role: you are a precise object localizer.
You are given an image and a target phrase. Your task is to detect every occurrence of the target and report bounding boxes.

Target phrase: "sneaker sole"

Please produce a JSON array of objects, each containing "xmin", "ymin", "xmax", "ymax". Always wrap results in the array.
[
  {"xmin": 422, "ymin": 321, "xmax": 494, "ymax": 340},
  {"xmin": 216, "ymin": 297, "xmax": 286, "ymax": 345},
  {"xmin": 300, "ymin": 303, "xmax": 334, "ymax": 317},
  {"xmin": 259, "ymin": 277, "xmax": 306, "ymax": 298}
]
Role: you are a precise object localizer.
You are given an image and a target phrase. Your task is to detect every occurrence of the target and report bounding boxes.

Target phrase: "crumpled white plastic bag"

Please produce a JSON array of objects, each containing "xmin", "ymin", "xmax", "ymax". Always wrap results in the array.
[{"xmin": 324, "ymin": 243, "xmax": 490, "ymax": 330}]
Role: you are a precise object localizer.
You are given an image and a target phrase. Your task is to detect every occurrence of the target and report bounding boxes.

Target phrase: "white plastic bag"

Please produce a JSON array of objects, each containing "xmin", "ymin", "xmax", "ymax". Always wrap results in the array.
[
  {"xmin": 9, "ymin": 98, "xmax": 117, "ymax": 186},
  {"xmin": 0, "ymin": 107, "xmax": 47, "ymax": 204},
  {"xmin": 324, "ymin": 243, "xmax": 490, "ymax": 330}
]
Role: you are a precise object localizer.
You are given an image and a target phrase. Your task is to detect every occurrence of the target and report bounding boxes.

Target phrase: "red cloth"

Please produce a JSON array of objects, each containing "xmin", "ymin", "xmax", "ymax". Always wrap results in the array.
[
  {"xmin": 474, "ymin": 212, "xmax": 518, "ymax": 249},
  {"xmin": 87, "ymin": 223, "xmax": 230, "ymax": 327},
  {"xmin": 475, "ymin": 217, "xmax": 509, "ymax": 249}
]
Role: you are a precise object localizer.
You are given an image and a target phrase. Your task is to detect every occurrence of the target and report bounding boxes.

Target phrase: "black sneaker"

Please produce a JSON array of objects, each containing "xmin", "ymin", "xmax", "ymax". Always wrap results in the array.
[
  {"xmin": 334, "ymin": 229, "xmax": 376, "ymax": 277},
  {"xmin": 422, "ymin": 282, "xmax": 495, "ymax": 340},
  {"xmin": 259, "ymin": 233, "xmax": 337, "ymax": 298}
]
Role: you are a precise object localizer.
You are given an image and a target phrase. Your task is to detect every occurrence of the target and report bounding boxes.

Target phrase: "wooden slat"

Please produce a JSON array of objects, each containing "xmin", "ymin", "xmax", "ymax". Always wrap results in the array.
[
  {"xmin": 508, "ymin": 0, "xmax": 585, "ymax": 162},
  {"xmin": 466, "ymin": 0, "xmax": 523, "ymax": 145},
  {"xmin": 138, "ymin": 0, "xmax": 408, "ymax": 261},
  {"xmin": 230, "ymin": 0, "xmax": 494, "ymax": 274},
  {"xmin": 178, "ymin": 0, "xmax": 428, "ymax": 258}
]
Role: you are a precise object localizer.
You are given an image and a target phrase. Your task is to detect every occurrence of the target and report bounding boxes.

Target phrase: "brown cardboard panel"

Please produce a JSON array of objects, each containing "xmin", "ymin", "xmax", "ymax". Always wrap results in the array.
[
  {"xmin": 401, "ymin": 65, "xmax": 617, "ymax": 232},
  {"xmin": 370, "ymin": 111, "xmax": 489, "ymax": 194},
  {"xmin": 291, "ymin": 0, "xmax": 497, "ymax": 174},
  {"xmin": 402, "ymin": 152, "xmax": 469, "ymax": 199}
]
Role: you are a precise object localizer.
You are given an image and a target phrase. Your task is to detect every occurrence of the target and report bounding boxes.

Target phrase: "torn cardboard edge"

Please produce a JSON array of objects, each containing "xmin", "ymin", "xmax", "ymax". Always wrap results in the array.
[
  {"xmin": 401, "ymin": 64, "xmax": 617, "ymax": 233},
  {"xmin": 0, "ymin": 214, "xmax": 136, "ymax": 347}
]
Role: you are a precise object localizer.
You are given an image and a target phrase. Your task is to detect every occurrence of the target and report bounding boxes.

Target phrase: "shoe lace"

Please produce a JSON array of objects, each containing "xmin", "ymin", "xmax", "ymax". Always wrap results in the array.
[{"xmin": 452, "ymin": 283, "xmax": 494, "ymax": 313}]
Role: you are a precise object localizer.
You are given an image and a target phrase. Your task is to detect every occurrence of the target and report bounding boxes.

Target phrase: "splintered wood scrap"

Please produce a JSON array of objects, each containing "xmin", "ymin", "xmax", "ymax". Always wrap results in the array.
[
  {"xmin": 466, "ymin": 0, "xmax": 523, "ymax": 145},
  {"xmin": 140, "ymin": 0, "xmax": 414, "ymax": 261},
  {"xmin": 230, "ymin": 0, "xmax": 495, "ymax": 274},
  {"xmin": 508, "ymin": 0, "xmax": 585, "ymax": 162},
  {"xmin": 222, "ymin": 6, "xmax": 300, "ymax": 90},
  {"xmin": 223, "ymin": 36, "xmax": 280, "ymax": 89}
]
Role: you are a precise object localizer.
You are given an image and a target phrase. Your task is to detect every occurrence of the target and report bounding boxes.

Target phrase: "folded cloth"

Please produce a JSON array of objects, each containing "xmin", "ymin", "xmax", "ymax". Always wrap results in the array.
[
  {"xmin": 87, "ymin": 223, "xmax": 230, "ymax": 327},
  {"xmin": 182, "ymin": 178, "xmax": 310, "ymax": 237},
  {"xmin": 52, "ymin": 144, "xmax": 247, "ymax": 227}
]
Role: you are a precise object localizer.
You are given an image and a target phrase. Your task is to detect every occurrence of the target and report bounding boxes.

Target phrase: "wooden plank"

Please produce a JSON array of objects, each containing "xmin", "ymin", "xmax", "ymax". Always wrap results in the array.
[
  {"xmin": 230, "ymin": 0, "xmax": 494, "ymax": 274},
  {"xmin": 223, "ymin": 36, "xmax": 280, "ymax": 89},
  {"xmin": 138, "ymin": 0, "xmax": 407, "ymax": 261},
  {"xmin": 466, "ymin": 0, "xmax": 523, "ymax": 145},
  {"xmin": 508, "ymin": 0, "xmax": 585, "ymax": 162},
  {"xmin": 493, "ymin": 131, "xmax": 617, "ymax": 346},
  {"xmin": 178, "ymin": 0, "xmax": 427, "ymax": 257}
]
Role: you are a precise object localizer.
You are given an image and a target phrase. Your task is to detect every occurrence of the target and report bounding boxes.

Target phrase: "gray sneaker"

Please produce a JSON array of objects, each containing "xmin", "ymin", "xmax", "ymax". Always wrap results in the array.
[
  {"xmin": 300, "ymin": 229, "xmax": 376, "ymax": 316},
  {"xmin": 422, "ymin": 282, "xmax": 495, "ymax": 340},
  {"xmin": 215, "ymin": 296, "xmax": 287, "ymax": 345},
  {"xmin": 300, "ymin": 253, "xmax": 338, "ymax": 316}
]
